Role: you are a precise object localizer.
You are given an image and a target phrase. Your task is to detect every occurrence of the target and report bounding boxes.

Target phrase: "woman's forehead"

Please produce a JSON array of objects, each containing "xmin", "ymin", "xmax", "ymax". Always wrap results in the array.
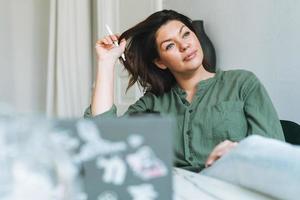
[{"xmin": 155, "ymin": 20, "xmax": 187, "ymax": 42}]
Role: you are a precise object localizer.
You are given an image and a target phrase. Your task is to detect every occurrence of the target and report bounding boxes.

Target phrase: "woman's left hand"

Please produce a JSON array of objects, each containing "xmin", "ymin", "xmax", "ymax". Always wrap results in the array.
[{"xmin": 205, "ymin": 140, "xmax": 238, "ymax": 168}]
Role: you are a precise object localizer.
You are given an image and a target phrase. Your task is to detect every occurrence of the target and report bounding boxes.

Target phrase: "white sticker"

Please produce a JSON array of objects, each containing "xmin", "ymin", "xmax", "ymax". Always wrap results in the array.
[
  {"xmin": 75, "ymin": 121, "xmax": 127, "ymax": 162},
  {"xmin": 50, "ymin": 130, "xmax": 80, "ymax": 151},
  {"xmin": 97, "ymin": 191, "xmax": 118, "ymax": 200},
  {"xmin": 127, "ymin": 184, "xmax": 158, "ymax": 200},
  {"xmin": 126, "ymin": 146, "xmax": 167, "ymax": 180},
  {"xmin": 77, "ymin": 120, "xmax": 101, "ymax": 141},
  {"xmin": 127, "ymin": 134, "xmax": 144, "ymax": 149},
  {"xmin": 96, "ymin": 156, "xmax": 127, "ymax": 185}
]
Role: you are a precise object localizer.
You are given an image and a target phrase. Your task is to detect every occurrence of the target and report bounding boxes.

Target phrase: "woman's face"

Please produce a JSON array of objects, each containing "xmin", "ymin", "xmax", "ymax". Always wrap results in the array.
[{"xmin": 154, "ymin": 20, "xmax": 204, "ymax": 76}]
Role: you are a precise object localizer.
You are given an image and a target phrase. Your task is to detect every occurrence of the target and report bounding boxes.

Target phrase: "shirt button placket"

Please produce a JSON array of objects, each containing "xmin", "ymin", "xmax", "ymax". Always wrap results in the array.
[{"xmin": 183, "ymin": 108, "xmax": 193, "ymax": 164}]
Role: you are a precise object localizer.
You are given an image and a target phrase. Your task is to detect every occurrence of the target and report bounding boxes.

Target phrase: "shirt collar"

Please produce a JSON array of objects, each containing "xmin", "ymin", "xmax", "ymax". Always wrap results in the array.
[{"xmin": 172, "ymin": 69, "xmax": 222, "ymax": 97}]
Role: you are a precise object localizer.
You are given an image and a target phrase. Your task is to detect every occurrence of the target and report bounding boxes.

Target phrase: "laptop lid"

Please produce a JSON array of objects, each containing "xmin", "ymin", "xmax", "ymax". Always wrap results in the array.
[
  {"xmin": 1, "ymin": 115, "xmax": 174, "ymax": 200},
  {"xmin": 76, "ymin": 117, "xmax": 174, "ymax": 200}
]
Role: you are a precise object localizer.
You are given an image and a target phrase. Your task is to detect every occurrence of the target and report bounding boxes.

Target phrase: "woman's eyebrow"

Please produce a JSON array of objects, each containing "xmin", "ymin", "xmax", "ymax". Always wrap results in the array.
[
  {"xmin": 179, "ymin": 24, "xmax": 186, "ymax": 35},
  {"xmin": 160, "ymin": 25, "xmax": 186, "ymax": 48}
]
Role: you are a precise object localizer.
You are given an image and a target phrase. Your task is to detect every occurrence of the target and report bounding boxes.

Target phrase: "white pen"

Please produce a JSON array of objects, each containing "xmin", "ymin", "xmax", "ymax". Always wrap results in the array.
[{"xmin": 105, "ymin": 24, "xmax": 126, "ymax": 61}]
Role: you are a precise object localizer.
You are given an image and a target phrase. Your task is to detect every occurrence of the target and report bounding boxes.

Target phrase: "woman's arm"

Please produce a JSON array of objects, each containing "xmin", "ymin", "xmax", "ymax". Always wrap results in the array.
[
  {"xmin": 84, "ymin": 92, "xmax": 155, "ymax": 118},
  {"xmin": 243, "ymin": 72, "xmax": 285, "ymax": 141},
  {"xmin": 205, "ymin": 71, "xmax": 285, "ymax": 168},
  {"xmin": 91, "ymin": 35, "xmax": 126, "ymax": 116}
]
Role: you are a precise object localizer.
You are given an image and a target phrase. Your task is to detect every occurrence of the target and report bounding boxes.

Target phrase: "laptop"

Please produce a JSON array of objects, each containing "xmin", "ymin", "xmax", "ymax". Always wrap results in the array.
[
  {"xmin": 52, "ymin": 116, "xmax": 174, "ymax": 200},
  {"xmin": 0, "ymin": 115, "xmax": 174, "ymax": 199}
]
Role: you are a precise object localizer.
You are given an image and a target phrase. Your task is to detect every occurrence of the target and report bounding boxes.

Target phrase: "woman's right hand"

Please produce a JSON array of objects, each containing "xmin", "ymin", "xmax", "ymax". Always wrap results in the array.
[{"xmin": 95, "ymin": 35, "xmax": 126, "ymax": 63}]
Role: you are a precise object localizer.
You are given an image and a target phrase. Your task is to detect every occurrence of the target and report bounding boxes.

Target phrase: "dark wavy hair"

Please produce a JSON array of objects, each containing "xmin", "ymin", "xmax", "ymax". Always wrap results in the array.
[{"xmin": 119, "ymin": 10, "xmax": 209, "ymax": 96}]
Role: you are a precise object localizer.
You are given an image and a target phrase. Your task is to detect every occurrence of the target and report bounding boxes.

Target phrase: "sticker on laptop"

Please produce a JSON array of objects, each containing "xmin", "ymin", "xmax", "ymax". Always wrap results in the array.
[
  {"xmin": 127, "ymin": 134, "xmax": 144, "ymax": 149},
  {"xmin": 96, "ymin": 155, "xmax": 127, "ymax": 185},
  {"xmin": 97, "ymin": 191, "xmax": 118, "ymax": 200},
  {"xmin": 127, "ymin": 184, "xmax": 158, "ymax": 200},
  {"xmin": 126, "ymin": 146, "xmax": 168, "ymax": 180},
  {"xmin": 75, "ymin": 121, "xmax": 127, "ymax": 163}
]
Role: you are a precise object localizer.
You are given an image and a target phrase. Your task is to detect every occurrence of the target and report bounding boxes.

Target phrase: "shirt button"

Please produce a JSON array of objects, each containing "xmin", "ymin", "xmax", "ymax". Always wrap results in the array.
[
  {"xmin": 189, "ymin": 109, "xmax": 193, "ymax": 113},
  {"xmin": 188, "ymin": 156, "xmax": 194, "ymax": 161},
  {"xmin": 186, "ymin": 130, "xmax": 191, "ymax": 135}
]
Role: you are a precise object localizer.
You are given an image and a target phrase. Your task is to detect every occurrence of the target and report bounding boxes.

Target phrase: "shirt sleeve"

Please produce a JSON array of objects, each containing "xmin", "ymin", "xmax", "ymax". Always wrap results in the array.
[
  {"xmin": 123, "ymin": 93, "xmax": 155, "ymax": 115},
  {"xmin": 83, "ymin": 104, "xmax": 118, "ymax": 119},
  {"xmin": 242, "ymin": 72, "xmax": 285, "ymax": 141},
  {"xmin": 83, "ymin": 92, "xmax": 155, "ymax": 119}
]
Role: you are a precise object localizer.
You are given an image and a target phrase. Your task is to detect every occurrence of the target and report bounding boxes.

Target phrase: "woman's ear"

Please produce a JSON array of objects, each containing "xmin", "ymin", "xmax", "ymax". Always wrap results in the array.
[{"xmin": 154, "ymin": 58, "xmax": 168, "ymax": 70}]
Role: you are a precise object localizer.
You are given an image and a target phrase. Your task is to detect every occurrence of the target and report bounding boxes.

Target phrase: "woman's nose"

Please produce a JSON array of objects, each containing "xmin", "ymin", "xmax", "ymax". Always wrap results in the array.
[{"xmin": 179, "ymin": 42, "xmax": 190, "ymax": 52}]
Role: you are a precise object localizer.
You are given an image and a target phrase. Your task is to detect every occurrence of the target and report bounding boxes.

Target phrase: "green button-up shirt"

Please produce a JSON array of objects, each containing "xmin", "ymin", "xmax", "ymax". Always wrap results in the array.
[{"xmin": 84, "ymin": 69, "xmax": 285, "ymax": 172}]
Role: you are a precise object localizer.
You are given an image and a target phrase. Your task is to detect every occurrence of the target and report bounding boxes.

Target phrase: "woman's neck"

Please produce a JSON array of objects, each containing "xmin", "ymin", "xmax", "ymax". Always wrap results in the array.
[{"xmin": 175, "ymin": 65, "xmax": 215, "ymax": 102}]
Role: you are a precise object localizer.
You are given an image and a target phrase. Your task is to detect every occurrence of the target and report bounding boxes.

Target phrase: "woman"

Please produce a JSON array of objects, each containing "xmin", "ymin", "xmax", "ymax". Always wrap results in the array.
[{"xmin": 84, "ymin": 10, "xmax": 284, "ymax": 172}]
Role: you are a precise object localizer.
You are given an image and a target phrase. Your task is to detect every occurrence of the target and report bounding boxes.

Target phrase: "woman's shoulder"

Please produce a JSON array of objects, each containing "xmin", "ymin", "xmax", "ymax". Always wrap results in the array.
[
  {"xmin": 221, "ymin": 69, "xmax": 258, "ymax": 83},
  {"xmin": 139, "ymin": 90, "xmax": 171, "ymax": 102},
  {"xmin": 132, "ymin": 91, "xmax": 162, "ymax": 106},
  {"xmin": 133, "ymin": 90, "xmax": 175, "ymax": 108},
  {"xmin": 125, "ymin": 90, "xmax": 172, "ymax": 115},
  {"xmin": 222, "ymin": 69, "xmax": 255, "ymax": 77}
]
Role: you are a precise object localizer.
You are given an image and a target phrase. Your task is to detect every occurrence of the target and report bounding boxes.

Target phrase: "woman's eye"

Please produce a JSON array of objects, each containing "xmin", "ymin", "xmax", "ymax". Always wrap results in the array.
[
  {"xmin": 183, "ymin": 31, "xmax": 190, "ymax": 38},
  {"xmin": 166, "ymin": 43, "xmax": 174, "ymax": 50}
]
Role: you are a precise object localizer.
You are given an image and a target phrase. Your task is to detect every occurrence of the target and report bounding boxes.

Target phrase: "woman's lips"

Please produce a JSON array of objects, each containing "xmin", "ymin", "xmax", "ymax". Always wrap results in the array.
[{"xmin": 183, "ymin": 50, "xmax": 197, "ymax": 61}]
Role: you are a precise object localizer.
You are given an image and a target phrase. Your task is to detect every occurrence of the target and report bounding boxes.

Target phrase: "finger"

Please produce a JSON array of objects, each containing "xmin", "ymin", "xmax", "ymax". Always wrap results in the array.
[
  {"xmin": 205, "ymin": 146, "xmax": 222, "ymax": 168},
  {"xmin": 110, "ymin": 34, "xmax": 119, "ymax": 42},
  {"xmin": 105, "ymin": 36, "xmax": 114, "ymax": 45},
  {"xmin": 205, "ymin": 141, "xmax": 237, "ymax": 167},
  {"xmin": 207, "ymin": 141, "xmax": 227, "ymax": 157},
  {"xmin": 95, "ymin": 39, "xmax": 103, "ymax": 45},
  {"xmin": 216, "ymin": 148, "xmax": 230, "ymax": 158},
  {"xmin": 205, "ymin": 152, "xmax": 221, "ymax": 168},
  {"xmin": 95, "ymin": 40, "xmax": 114, "ymax": 50},
  {"xmin": 232, "ymin": 142, "xmax": 238, "ymax": 146},
  {"xmin": 97, "ymin": 38, "xmax": 109, "ymax": 46},
  {"xmin": 206, "ymin": 147, "xmax": 229, "ymax": 167},
  {"xmin": 214, "ymin": 140, "xmax": 235, "ymax": 152},
  {"xmin": 119, "ymin": 39, "xmax": 126, "ymax": 50}
]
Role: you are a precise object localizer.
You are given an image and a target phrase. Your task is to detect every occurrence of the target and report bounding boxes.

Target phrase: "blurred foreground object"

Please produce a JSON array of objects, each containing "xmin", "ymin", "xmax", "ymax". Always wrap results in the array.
[
  {"xmin": 0, "ymin": 114, "xmax": 173, "ymax": 200},
  {"xmin": 0, "ymin": 116, "xmax": 83, "ymax": 200}
]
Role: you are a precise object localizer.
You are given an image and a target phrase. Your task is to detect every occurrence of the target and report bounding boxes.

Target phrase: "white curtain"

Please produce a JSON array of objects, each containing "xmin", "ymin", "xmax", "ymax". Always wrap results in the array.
[
  {"xmin": 47, "ymin": 0, "xmax": 92, "ymax": 118},
  {"xmin": 1, "ymin": 0, "xmax": 50, "ymax": 115}
]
